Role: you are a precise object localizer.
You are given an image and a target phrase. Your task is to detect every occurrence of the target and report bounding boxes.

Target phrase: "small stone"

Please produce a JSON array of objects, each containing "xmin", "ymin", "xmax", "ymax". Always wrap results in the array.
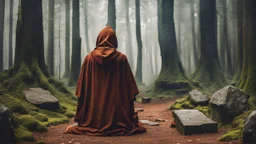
[
  {"xmin": 196, "ymin": 139, "xmax": 200, "ymax": 141},
  {"xmin": 135, "ymin": 108, "xmax": 144, "ymax": 112},
  {"xmin": 61, "ymin": 143, "xmax": 65, "ymax": 144},
  {"xmin": 188, "ymin": 140, "xmax": 193, "ymax": 142},
  {"xmin": 155, "ymin": 118, "xmax": 165, "ymax": 122},
  {"xmin": 68, "ymin": 141, "xmax": 72, "ymax": 144},
  {"xmin": 142, "ymin": 97, "xmax": 151, "ymax": 104},
  {"xmin": 139, "ymin": 120, "xmax": 159, "ymax": 126}
]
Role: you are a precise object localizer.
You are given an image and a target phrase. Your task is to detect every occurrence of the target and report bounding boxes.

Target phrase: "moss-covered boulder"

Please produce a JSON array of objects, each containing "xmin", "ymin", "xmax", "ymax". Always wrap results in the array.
[
  {"xmin": 210, "ymin": 85, "xmax": 249, "ymax": 124},
  {"xmin": 243, "ymin": 110, "xmax": 256, "ymax": 143},
  {"xmin": 0, "ymin": 104, "xmax": 15, "ymax": 143}
]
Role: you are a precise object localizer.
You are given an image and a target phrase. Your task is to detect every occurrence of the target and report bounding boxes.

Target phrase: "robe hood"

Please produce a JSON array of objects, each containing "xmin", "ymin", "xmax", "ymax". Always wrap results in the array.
[{"xmin": 91, "ymin": 26, "xmax": 120, "ymax": 65}]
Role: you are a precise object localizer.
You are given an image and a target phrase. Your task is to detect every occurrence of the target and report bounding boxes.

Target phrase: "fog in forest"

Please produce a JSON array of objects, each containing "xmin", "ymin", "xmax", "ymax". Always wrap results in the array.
[{"xmin": 1, "ymin": 0, "xmax": 237, "ymax": 86}]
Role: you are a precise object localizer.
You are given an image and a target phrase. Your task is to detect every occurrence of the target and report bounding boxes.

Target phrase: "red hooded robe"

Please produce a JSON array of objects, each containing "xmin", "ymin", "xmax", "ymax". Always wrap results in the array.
[{"xmin": 65, "ymin": 26, "xmax": 146, "ymax": 136}]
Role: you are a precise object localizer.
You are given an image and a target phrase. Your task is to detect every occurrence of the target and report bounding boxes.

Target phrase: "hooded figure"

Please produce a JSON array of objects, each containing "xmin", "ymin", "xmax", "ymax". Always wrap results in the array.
[{"xmin": 65, "ymin": 26, "xmax": 146, "ymax": 136}]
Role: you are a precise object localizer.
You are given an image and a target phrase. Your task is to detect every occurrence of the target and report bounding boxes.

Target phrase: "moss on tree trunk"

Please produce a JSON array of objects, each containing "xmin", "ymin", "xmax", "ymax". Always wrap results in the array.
[
  {"xmin": 155, "ymin": 0, "xmax": 193, "ymax": 93},
  {"xmin": 191, "ymin": 0, "xmax": 226, "ymax": 90},
  {"xmin": 237, "ymin": 0, "xmax": 256, "ymax": 95}
]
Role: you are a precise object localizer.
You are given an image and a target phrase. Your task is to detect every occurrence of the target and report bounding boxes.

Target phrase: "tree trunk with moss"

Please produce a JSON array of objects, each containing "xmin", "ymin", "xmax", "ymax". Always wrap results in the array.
[
  {"xmin": 68, "ymin": 0, "xmax": 81, "ymax": 86},
  {"xmin": 237, "ymin": 0, "xmax": 256, "ymax": 95},
  {"xmin": 0, "ymin": 0, "xmax": 5, "ymax": 72},
  {"xmin": 135, "ymin": 0, "xmax": 142, "ymax": 83},
  {"xmin": 9, "ymin": 0, "xmax": 13, "ymax": 68},
  {"xmin": 232, "ymin": 0, "xmax": 243, "ymax": 84},
  {"xmin": 155, "ymin": 0, "xmax": 190, "ymax": 92},
  {"xmin": 63, "ymin": 0, "xmax": 70, "ymax": 79},
  {"xmin": 106, "ymin": 0, "xmax": 116, "ymax": 31},
  {"xmin": 191, "ymin": 0, "xmax": 226, "ymax": 89}
]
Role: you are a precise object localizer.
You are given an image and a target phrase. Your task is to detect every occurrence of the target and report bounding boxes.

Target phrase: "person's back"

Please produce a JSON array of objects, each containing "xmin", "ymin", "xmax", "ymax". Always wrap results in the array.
[{"xmin": 65, "ymin": 26, "xmax": 146, "ymax": 136}]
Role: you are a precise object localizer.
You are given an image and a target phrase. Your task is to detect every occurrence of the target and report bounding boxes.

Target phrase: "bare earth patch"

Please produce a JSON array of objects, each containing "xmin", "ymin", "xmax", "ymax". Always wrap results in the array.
[{"xmin": 17, "ymin": 98, "xmax": 240, "ymax": 144}]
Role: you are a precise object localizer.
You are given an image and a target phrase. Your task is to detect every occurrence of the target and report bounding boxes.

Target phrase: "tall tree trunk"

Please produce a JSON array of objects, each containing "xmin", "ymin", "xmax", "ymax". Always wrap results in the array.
[
  {"xmin": 47, "ymin": 0, "xmax": 55, "ymax": 76},
  {"xmin": 82, "ymin": 0, "xmax": 90, "ymax": 54},
  {"xmin": 219, "ymin": 0, "xmax": 226, "ymax": 72},
  {"xmin": 176, "ymin": 6, "xmax": 182, "ymax": 56},
  {"xmin": 192, "ymin": 0, "xmax": 226, "ymax": 88},
  {"xmin": 9, "ymin": 0, "xmax": 13, "ymax": 68},
  {"xmin": 223, "ymin": 0, "xmax": 233, "ymax": 76},
  {"xmin": 63, "ymin": 0, "xmax": 70, "ymax": 79},
  {"xmin": 106, "ymin": 0, "xmax": 116, "ymax": 31},
  {"xmin": 0, "ymin": 0, "xmax": 5, "ymax": 72},
  {"xmin": 155, "ymin": 0, "xmax": 189, "ymax": 92},
  {"xmin": 58, "ymin": 4, "xmax": 62, "ymax": 80},
  {"xmin": 135, "ymin": 0, "xmax": 142, "ymax": 83},
  {"xmin": 125, "ymin": 0, "xmax": 134, "ymax": 71},
  {"xmin": 232, "ymin": 0, "xmax": 243, "ymax": 84},
  {"xmin": 190, "ymin": 1, "xmax": 198, "ymax": 69},
  {"xmin": 68, "ymin": 0, "xmax": 81, "ymax": 86},
  {"xmin": 237, "ymin": 0, "xmax": 256, "ymax": 95}
]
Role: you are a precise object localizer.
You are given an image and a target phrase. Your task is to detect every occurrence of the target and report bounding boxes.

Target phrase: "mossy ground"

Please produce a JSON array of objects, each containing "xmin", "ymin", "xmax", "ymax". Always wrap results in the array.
[
  {"xmin": 169, "ymin": 95, "xmax": 211, "ymax": 117},
  {"xmin": 0, "ymin": 64, "xmax": 77, "ymax": 142}
]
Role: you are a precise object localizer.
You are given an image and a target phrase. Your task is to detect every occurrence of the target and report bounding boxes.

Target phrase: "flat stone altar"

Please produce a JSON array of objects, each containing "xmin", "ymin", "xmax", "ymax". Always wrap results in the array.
[{"xmin": 173, "ymin": 110, "xmax": 218, "ymax": 135}]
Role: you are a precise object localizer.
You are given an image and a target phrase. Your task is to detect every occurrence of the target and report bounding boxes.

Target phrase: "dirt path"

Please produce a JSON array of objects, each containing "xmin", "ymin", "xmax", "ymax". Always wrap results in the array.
[{"xmin": 19, "ymin": 98, "xmax": 240, "ymax": 144}]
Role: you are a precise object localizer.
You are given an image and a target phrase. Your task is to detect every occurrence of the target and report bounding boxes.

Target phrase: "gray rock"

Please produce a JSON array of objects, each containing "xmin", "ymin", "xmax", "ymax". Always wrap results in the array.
[
  {"xmin": 209, "ymin": 85, "xmax": 249, "ymax": 123},
  {"xmin": 135, "ymin": 108, "xmax": 144, "ymax": 112},
  {"xmin": 23, "ymin": 88, "xmax": 59, "ymax": 110},
  {"xmin": 0, "ymin": 104, "xmax": 15, "ymax": 143},
  {"xmin": 243, "ymin": 110, "xmax": 256, "ymax": 143},
  {"xmin": 142, "ymin": 97, "xmax": 151, "ymax": 104},
  {"xmin": 188, "ymin": 89, "xmax": 209, "ymax": 105},
  {"xmin": 173, "ymin": 110, "xmax": 218, "ymax": 135}
]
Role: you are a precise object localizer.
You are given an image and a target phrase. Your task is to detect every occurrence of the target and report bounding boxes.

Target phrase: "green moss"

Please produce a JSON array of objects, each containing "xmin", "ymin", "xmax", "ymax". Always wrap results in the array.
[
  {"xmin": 170, "ymin": 96, "xmax": 195, "ymax": 110},
  {"xmin": 36, "ymin": 141, "xmax": 45, "ymax": 144},
  {"xmin": 0, "ymin": 94, "xmax": 28, "ymax": 114},
  {"xmin": 219, "ymin": 130, "xmax": 241, "ymax": 141},
  {"xmin": 33, "ymin": 113, "xmax": 48, "ymax": 122},
  {"xmin": 18, "ymin": 115, "xmax": 47, "ymax": 132},
  {"xmin": 194, "ymin": 106, "xmax": 210, "ymax": 117},
  {"xmin": 14, "ymin": 126, "xmax": 34, "ymax": 141}
]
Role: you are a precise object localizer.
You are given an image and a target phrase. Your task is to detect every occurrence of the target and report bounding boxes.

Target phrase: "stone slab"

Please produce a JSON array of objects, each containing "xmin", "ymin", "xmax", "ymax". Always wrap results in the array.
[
  {"xmin": 23, "ymin": 88, "xmax": 59, "ymax": 110},
  {"xmin": 173, "ymin": 110, "xmax": 218, "ymax": 135}
]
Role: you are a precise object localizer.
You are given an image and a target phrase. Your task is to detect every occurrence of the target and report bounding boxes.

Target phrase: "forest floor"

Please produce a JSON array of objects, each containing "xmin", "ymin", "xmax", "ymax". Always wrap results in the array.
[
  {"xmin": 16, "ymin": 98, "xmax": 240, "ymax": 144},
  {"xmin": 15, "ymin": 86, "xmax": 241, "ymax": 144}
]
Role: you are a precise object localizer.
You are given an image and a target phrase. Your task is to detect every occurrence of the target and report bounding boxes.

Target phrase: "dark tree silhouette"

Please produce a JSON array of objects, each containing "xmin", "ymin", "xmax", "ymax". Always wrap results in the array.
[
  {"xmin": 9, "ymin": 0, "xmax": 13, "ymax": 68},
  {"xmin": 135, "ymin": 0, "xmax": 142, "ymax": 83},
  {"xmin": 47, "ymin": 0, "xmax": 55, "ymax": 76},
  {"xmin": 63, "ymin": 0, "xmax": 70, "ymax": 79},
  {"xmin": 106, "ymin": 0, "xmax": 116, "ymax": 31},
  {"xmin": 68, "ymin": 0, "xmax": 81, "ymax": 86},
  {"xmin": 0, "ymin": 0, "xmax": 5, "ymax": 72},
  {"xmin": 191, "ymin": 0, "xmax": 226, "ymax": 88},
  {"xmin": 155, "ymin": 0, "xmax": 190, "ymax": 92},
  {"xmin": 237, "ymin": 0, "xmax": 256, "ymax": 95}
]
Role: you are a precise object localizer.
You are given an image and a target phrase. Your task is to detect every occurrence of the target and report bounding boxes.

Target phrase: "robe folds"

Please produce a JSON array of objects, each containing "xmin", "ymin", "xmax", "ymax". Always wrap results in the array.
[{"xmin": 65, "ymin": 26, "xmax": 146, "ymax": 136}]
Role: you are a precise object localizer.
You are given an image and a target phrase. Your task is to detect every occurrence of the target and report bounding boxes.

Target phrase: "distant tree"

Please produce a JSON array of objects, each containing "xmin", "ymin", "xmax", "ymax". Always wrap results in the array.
[
  {"xmin": 191, "ymin": 0, "xmax": 226, "ymax": 88},
  {"xmin": 81, "ymin": 0, "xmax": 90, "ymax": 54},
  {"xmin": 135, "ymin": 0, "xmax": 143, "ymax": 83},
  {"xmin": 47, "ymin": 0, "xmax": 55, "ymax": 76},
  {"xmin": 106, "ymin": 0, "xmax": 116, "ymax": 31},
  {"xmin": 63, "ymin": 0, "xmax": 70, "ymax": 79},
  {"xmin": 9, "ymin": 0, "xmax": 14, "ymax": 68},
  {"xmin": 232, "ymin": 0, "xmax": 242, "ymax": 84},
  {"xmin": 68, "ymin": 0, "xmax": 81, "ymax": 86},
  {"xmin": 237, "ymin": 0, "xmax": 256, "ymax": 95},
  {"xmin": 0, "ymin": 0, "xmax": 5, "ymax": 72},
  {"xmin": 125, "ymin": 0, "xmax": 134, "ymax": 70},
  {"xmin": 155, "ymin": 0, "xmax": 190, "ymax": 92},
  {"xmin": 190, "ymin": 0, "xmax": 198, "ymax": 68}
]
